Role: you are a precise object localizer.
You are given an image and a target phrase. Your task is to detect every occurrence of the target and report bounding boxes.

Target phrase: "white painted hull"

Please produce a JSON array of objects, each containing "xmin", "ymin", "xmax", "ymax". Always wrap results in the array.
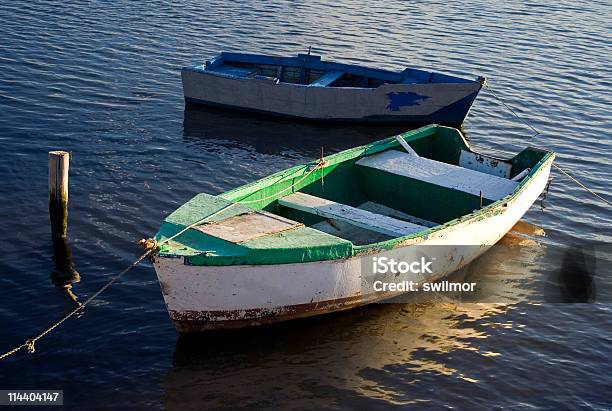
[
  {"xmin": 181, "ymin": 70, "xmax": 482, "ymax": 125},
  {"xmin": 153, "ymin": 160, "xmax": 552, "ymax": 332}
]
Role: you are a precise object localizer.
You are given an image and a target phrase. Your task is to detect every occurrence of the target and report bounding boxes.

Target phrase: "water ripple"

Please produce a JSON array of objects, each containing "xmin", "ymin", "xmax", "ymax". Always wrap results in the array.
[{"xmin": 0, "ymin": 0, "xmax": 610, "ymax": 409}]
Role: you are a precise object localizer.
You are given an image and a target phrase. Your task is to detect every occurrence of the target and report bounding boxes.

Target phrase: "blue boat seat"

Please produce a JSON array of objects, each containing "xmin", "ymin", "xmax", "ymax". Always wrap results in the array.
[
  {"xmin": 211, "ymin": 65, "xmax": 255, "ymax": 77},
  {"xmin": 309, "ymin": 70, "xmax": 344, "ymax": 87}
]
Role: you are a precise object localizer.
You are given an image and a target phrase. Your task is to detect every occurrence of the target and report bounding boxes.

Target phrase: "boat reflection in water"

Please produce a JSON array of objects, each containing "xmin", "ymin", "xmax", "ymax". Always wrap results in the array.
[
  {"xmin": 163, "ymin": 225, "xmax": 549, "ymax": 408},
  {"xmin": 182, "ymin": 104, "xmax": 412, "ymax": 158}
]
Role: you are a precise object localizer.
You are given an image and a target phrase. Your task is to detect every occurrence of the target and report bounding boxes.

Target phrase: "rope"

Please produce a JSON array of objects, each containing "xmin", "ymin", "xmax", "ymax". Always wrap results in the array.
[
  {"xmin": 0, "ymin": 250, "xmax": 153, "ymax": 361},
  {"xmin": 0, "ymin": 159, "xmax": 327, "ymax": 361},
  {"xmin": 483, "ymin": 81, "xmax": 609, "ymax": 208},
  {"xmin": 553, "ymin": 163, "xmax": 611, "ymax": 207},
  {"xmin": 483, "ymin": 81, "xmax": 541, "ymax": 138}
]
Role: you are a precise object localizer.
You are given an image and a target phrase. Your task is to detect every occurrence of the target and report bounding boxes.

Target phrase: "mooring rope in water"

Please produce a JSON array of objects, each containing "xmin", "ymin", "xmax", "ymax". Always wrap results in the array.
[
  {"xmin": 552, "ymin": 163, "xmax": 611, "ymax": 207},
  {"xmin": 0, "ymin": 159, "xmax": 327, "ymax": 361},
  {"xmin": 484, "ymin": 81, "xmax": 610, "ymax": 208},
  {"xmin": 483, "ymin": 81, "xmax": 541, "ymax": 138},
  {"xmin": 0, "ymin": 250, "xmax": 154, "ymax": 361}
]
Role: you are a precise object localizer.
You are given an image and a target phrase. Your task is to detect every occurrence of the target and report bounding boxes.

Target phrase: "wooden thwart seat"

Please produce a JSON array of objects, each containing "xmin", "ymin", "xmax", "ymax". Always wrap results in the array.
[
  {"xmin": 309, "ymin": 70, "xmax": 344, "ymax": 87},
  {"xmin": 278, "ymin": 192, "xmax": 426, "ymax": 237},
  {"xmin": 356, "ymin": 150, "xmax": 519, "ymax": 201}
]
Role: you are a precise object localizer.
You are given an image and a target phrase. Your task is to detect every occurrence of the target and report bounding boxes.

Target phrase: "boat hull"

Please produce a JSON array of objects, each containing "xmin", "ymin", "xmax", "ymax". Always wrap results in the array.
[
  {"xmin": 153, "ymin": 159, "xmax": 552, "ymax": 332},
  {"xmin": 181, "ymin": 69, "xmax": 482, "ymax": 125}
]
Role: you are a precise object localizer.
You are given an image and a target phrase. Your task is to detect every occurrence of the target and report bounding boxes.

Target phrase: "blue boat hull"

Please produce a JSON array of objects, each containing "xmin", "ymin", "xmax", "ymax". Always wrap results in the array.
[
  {"xmin": 182, "ymin": 53, "xmax": 484, "ymax": 125},
  {"xmin": 184, "ymin": 91, "xmax": 479, "ymax": 125}
]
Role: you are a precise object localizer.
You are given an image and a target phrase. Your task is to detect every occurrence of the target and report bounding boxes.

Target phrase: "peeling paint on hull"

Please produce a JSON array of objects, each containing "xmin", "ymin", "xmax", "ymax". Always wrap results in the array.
[{"xmin": 168, "ymin": 295, "xmax": 366, "ymax": 332}]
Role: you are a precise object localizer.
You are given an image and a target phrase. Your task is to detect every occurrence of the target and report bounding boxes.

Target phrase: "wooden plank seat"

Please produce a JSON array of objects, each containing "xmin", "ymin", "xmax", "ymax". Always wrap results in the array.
[
  {"xmin": 278, "ymin": 192, "xmax": 426, "ymax": 237},
  {"xmin": 309, "ymin": 70, "xmax": 344, "ymax": 87},
  {"xmin": 356, "ymin": 150, "xmax": 519, "ymax": 201},
  {"xmin": 193, "ymin": 210, "xmax": 303, "ymax": 243}
]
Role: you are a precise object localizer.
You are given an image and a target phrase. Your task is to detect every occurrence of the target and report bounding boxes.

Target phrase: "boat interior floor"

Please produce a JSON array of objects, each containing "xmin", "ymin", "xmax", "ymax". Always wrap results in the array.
[
  {"xmin": 272, "ymin": 146, "xmax": 522, "ymax": 245},
  {"xmin": 212, "ymin": 62, "xmax": 407, "ymax": 87}
]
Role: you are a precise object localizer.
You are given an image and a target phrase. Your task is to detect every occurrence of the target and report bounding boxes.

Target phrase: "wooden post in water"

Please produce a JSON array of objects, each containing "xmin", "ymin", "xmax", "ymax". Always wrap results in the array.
[{"xmin": 49, "ymin": 151, "xmax": 70, "ymax": 239}]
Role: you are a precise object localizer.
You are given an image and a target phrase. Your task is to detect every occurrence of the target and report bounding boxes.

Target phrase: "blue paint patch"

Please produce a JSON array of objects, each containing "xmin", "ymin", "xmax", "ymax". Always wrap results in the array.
[{"xmin": 386, "ymin": 92, "xmax": 431, "ymax": 111}]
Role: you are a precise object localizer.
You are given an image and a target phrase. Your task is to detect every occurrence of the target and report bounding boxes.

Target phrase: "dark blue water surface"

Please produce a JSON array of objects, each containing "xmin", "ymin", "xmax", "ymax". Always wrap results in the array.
[{"xmin": 1, "ymin": 1, "xmax": 611, "ymax": 409}]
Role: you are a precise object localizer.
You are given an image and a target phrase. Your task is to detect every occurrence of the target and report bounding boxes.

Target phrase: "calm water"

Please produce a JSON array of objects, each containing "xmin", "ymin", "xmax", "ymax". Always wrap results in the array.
[{"xmin": 1, "ymin": 1, "xmax": 611, "ymax": 409}]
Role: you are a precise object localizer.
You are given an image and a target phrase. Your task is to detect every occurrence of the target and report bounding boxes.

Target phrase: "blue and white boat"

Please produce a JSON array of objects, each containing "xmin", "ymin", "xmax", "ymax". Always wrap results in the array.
[{"xmin": 181, "ymin": 52, "xmax": 485, "ymax": 125}]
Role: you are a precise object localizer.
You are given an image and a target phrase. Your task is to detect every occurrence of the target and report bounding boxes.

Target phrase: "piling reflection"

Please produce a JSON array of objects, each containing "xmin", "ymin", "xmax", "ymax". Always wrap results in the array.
[
  {"xmin": 163, "ymin": 228, "xmax": 548, "ymax": 408},
  {"xmin": 50, "ymin": 237, "xmax": 81, "ymax": 305},
  {"xmin": 182, "ymin": 104, "xmax": 410, "ymax": 157},
  {"xmin": 542, "ymin": 242, "xmax": 608, "ymax": 303}
]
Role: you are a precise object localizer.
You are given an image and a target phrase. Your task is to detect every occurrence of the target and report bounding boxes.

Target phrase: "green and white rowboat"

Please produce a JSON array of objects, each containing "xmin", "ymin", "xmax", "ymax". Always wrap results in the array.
[{"xmin": 153, "ymin": 125, "xmax": 555, "ymax": 332}]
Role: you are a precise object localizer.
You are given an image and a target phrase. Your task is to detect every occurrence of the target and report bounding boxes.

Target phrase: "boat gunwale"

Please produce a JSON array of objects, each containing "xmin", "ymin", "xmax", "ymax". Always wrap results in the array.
[
  {"xmin": 181, "ymin": 51, "xmax": 480, "ymax": 88},
  {"xmin": 182, "ymin": 69, "xmax": 483, "ymax": 93}
]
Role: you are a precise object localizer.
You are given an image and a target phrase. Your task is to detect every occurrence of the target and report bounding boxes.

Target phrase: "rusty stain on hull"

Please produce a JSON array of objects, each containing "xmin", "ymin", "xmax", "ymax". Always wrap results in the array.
[{"xmin": 169, "ymin": 295, "xmax": 372, "ymax": 332}]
